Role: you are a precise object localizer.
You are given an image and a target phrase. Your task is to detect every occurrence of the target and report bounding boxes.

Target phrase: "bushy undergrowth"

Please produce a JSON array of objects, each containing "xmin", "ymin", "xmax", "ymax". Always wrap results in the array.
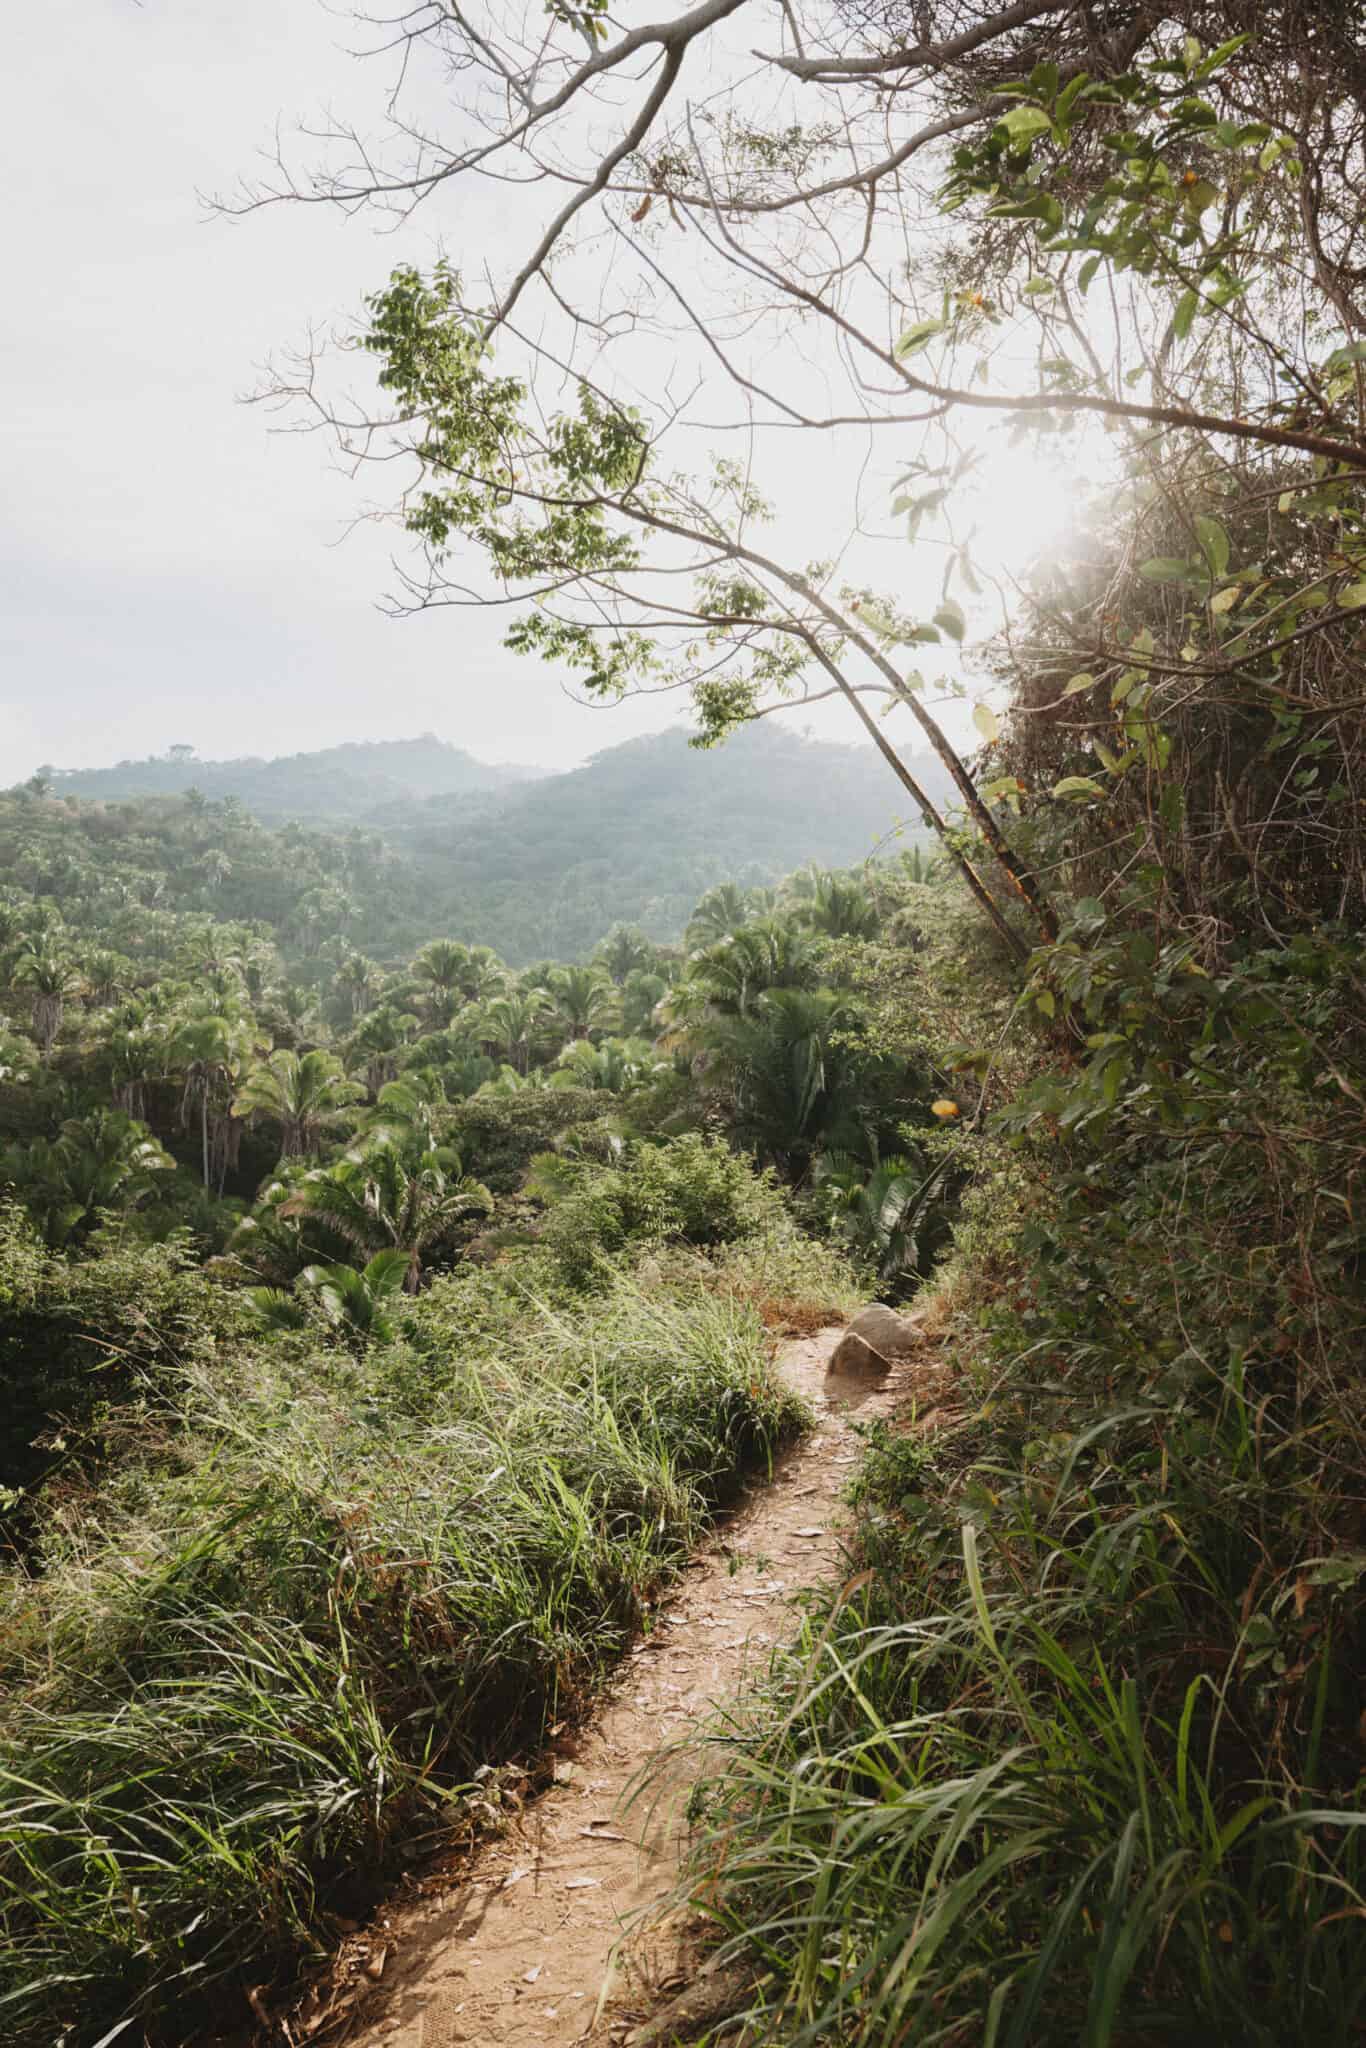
[
  {"xmin": 0, "ymin": 1258, "xmax": 806, "ymax": 2046},
  {"xmin": 532, "ymin": 1132, "xmax": 794, "ymax": 1288},
  {"xmin": 674, "ymin": 938, "xmax": 1366, "ymax": 2046},
  {"xmin": 0, "ymin": 1206, "xmax": 245, "ymax": 1514}
]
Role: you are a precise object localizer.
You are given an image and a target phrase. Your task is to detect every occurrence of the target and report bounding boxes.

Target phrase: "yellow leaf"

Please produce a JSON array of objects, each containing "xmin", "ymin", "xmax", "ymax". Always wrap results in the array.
[
  {"xmin": 972, "ymin": 702, "xmax": 1001, "ymax": 743},
  {"xmin": 931, "ymin": 1098, "xmax": 960, "ymax": 1118},
  {"xmin": 1210, "ymin": 585, "xmax": 1241, "ymax": 614}
]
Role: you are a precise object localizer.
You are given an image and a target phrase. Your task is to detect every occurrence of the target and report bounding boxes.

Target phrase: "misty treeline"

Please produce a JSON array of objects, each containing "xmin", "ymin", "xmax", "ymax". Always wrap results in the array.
[
  {"xmin": 16, "ymin": 723, "xmax": 923, "ymax": 961},
  {"xmin": 1, "ymin": 0, "xmax": 1363, "ymax": 2040}
]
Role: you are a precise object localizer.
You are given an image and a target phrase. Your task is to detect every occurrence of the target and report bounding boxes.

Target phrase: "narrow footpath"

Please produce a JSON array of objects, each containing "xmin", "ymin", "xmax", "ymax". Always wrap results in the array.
[{"xmin": 299, "ymin": 1329, "xmax": 947, "ymax": 2048}]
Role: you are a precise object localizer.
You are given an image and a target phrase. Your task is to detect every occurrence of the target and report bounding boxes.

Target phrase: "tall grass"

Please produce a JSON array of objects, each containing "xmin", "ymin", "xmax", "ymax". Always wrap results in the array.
[
  {"xmin": 0, "ymin": 1264, "xmax": 803, "ymax": 2046},
  {"xmin": 679, "ymin": 1428, "xmax": 1364, "ymax": 2045},
  {"xmin": 673, "ymin": 1066, "xmax": 1366, "ymax": 2048}
]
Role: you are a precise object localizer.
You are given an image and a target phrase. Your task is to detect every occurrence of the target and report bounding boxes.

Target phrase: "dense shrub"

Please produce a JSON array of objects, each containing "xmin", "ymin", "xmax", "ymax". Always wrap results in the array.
[
  {"xmin": 445, "ymin": 1086, "xmax": 605, "ymax": 1191},
  {"xmin": 0, "ymin": 1205, "xmax": 245, "ymax": 1513},
  {"xmin": 534, "ymin": 1133, "xmax": 792, "ymax": 1287}
]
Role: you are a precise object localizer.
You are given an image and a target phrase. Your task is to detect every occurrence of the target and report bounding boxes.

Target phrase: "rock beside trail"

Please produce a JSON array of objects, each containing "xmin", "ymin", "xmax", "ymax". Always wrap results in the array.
[{"xmin": 827, "ymin": 1304, "xmax": 925, "ymax": 1376}]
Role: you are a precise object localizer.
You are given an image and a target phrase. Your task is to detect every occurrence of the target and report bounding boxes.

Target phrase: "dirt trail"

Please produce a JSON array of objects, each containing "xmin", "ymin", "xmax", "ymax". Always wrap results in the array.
[{"xmin": 326, "ymin": 1330, "xmax": 940, "ymax": 2048}]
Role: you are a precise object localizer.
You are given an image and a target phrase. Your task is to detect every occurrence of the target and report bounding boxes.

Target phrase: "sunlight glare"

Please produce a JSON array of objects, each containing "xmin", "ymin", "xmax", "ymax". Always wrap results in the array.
[{"xmin": 962, "ymin": 436, "xmax": 1084, "ymax": 583}]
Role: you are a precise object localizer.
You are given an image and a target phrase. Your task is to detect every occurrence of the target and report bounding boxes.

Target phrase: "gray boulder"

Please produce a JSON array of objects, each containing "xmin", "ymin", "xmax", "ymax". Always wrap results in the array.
[{"xmin": 827, "ymin": 1303, "xmax": 925, "ymax": 1376}]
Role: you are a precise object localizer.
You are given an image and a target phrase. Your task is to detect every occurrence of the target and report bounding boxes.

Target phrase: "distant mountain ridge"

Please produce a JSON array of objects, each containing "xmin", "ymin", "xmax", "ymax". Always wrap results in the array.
[
  {"xmin": 32, "ymin": 725, "xmax": 949, "ymax": 963},
  {"xmin": 369, "ymin": 724, "xmax": 949, "ymax": 960},
  {"xmin": 48, "ymin": 735, "xmax": 536, "ymax": 825}
]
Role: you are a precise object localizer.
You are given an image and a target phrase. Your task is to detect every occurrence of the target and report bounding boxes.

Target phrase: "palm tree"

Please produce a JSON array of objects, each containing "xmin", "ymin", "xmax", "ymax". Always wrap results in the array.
[
  {"xmin": 412, "ymin": 939, "xmax": 468, "ymax": 1024},
  {"xmin": 300, "ymin": 1249, "xmax": 411, "ymax": 1343},
  {"xmin": 1, "ymin": 1111, "xmax": 174, "ymax": 1248},
  {"xmin": 0, "ymin": 1021, "xmax": 36, "ymax": 1085},
  {"xmin": 108, "ymin": 1014, "xmax": 166, "ymax": 1120},
  {"xmin": 347, "ymin": 1005, "xmax": 420, "ymax": 1095},
  {"xmin": 175, "ymin": 1008, "xmax": 251, "ymax": 1189},
  {"xmin": 281, "ymin": 1135, "xmax": 492, "ymax": 1290},
  {"xmin": 595, "ymin": 924, "xmax": 657, "ymax": 984},
  {"xmin": 84, "ymin": 950, "xmax": 131, "ymax": 1006},
  {"xmin": 335, "ymin": 952, "xmax": 381, "ymax": 1019},
  {"xmin": 816, "ymin": 1150, "xmax": 956, "ymax": 1288},
  {"xmin": 548, "ymin": 963, "xmax": 618, "ymax": 1040},
  {"xmin": 795, "ymin": 870, "xmax": 880, "ymax": 940},
  {"xmin": 478, "ymin": 990, "xmax": 553, "ymax": 1075},
  {"xmin": 681, "ymin": 920, "xmax": 816, "ymax": 1019},
  {"xmin": 685, "ymin": 882, "xmax": 752, "ymax": 949},
  {"xmin": 13, "ymin": 940, "xmax": 84, "ymax": 1056},
  {"xmin": 551, "ymin": 1035, "xmax": 663, "ymax": 1094},
  {"xmin": 366, "ymin": 1069, "xmax": 450, "ymax": 1150},
  {"xmin": 247, "ymin": 1250, "xmax": 412, "ymax": 1346},
  {"xmin": 234, "ymin": 1048, "xmax": 364, "ymax": 1161},
  {"xmin": 457, "ymin": 945, "xmax": 509, "ymax": 1004},
  {"xmin": 694, "ymin": 987, "xmax": 867, "ymax": 1174},
  {"xmin": 620, "ymin": 968, "xmax": 670, "ymax": 1037}
]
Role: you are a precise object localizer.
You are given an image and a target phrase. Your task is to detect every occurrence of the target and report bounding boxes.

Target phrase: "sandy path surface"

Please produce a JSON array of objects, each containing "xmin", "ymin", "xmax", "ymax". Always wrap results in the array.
[{"xmin": 316, "ymin": 1330, "xmax": 938, "ymax": 2048}]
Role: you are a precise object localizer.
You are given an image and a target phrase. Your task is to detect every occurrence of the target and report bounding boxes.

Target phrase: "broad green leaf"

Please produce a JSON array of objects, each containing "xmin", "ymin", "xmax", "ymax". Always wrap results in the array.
[
  {"xmin": 1056, "ymin": 74, "xmax": 1089, "ymax": 124},
  {"xmin": 1029, "ymin": 59, "xmax": 1059, "ymax": 103},
  {"xmin": 1062, "ymin": 672, "xmax": 1096, "ymax": 696},
  {"xmin": 1022, "ymin": 275, "xmax": 1055, "ymax": 296},
  {"xmin": 1341, "ymin": 578, "xmax": 1366, "ymax": 609},
  {"xmin": 895, "ymin": 317, "xmax": 947, "ymax": 359},
  {"xmin": 1052, "ymin": 775, "xmax": 1105, "ymax": 799},
  {"xmin": 1000, "ymin": 105, "xmax": 1054, "ymax": 143},
  {"xmin": 1138, "ymin": 557, "xmax": 1189, "ymax": 583},
  {"xmin": 1192, "ymin": 31, "xmax": 1252, "ymax": 77},
  {"xmin": 935, "ymin": 598, "xmax": 967, "ymax": 642},
  {"xmin": 980, "ymin": 774, "xmax": 1024, "ymax": 801},
  {"xmin": 972, "ymin": 702, "xmax": 1001, "ymax": 742},
  {"xmin": 1172, "ymin": 289, "xmax": 1200, "ymax": 340},
  {"xmin": 1194, "ymin": 514, "xmax": 1231, "ymax": 578}
]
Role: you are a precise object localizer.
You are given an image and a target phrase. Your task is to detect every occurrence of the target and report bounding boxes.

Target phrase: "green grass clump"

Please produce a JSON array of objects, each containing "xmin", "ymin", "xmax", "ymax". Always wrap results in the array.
[{"xmin": 0, "ymin": 1265, "xmax": 803, "ymax": 2046}]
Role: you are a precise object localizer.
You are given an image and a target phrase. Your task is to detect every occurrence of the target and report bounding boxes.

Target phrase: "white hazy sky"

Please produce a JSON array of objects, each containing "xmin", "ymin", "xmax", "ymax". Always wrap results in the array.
[{"xmin": 1, "ymin": 0, "xmax": 1079, "ymax": 783}]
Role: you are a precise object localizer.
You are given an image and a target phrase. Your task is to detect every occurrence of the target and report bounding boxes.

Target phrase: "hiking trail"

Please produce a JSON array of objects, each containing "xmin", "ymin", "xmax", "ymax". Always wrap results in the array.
[{"xmin": 299, "ymin": 1328, "xmax": 949, "ymax": 2048}]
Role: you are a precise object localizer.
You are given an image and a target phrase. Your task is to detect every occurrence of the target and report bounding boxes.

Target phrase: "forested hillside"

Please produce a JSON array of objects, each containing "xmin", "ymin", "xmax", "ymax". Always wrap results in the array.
[
  {"xmin": 9, "ymin": 725, "xmax": 936, "ymax": 966},
  {"xmin": 45, "ymin": 735, "xmax": 535, "ymax": 825},
  {"xmin": 376, "ymin": 725, "xmax": 940, "ymax": 958}
]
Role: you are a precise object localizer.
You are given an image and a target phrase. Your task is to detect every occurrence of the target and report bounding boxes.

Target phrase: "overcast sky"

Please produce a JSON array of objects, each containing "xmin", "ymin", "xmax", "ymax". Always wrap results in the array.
[
  {"xmin": 2, "ymin": 1, "xmax": 1077, "ymax": 784},
  {"xmin": 2, "ymin": 0, "xmax": 729, "ymax": 779}
]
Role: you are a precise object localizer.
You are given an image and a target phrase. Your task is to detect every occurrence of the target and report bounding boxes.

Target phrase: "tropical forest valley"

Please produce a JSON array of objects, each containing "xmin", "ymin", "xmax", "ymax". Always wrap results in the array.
[{"xmin": 4, "ymin": 0, "xmax": 1365, "ymax": 2044}]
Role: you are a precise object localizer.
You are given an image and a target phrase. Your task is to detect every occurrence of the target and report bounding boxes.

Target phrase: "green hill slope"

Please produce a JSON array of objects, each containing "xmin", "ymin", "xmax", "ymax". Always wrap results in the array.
[
  {"xmin": 47, "ymin": 735, "xmax": 535, "ymax": 825},
  {"xmin": 17, "ymin": 726, "xmax": 944, "ymax": 964},
  {"xmin": 375, "ymin": 725, "xmax": 945, "ymax": 959}
]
